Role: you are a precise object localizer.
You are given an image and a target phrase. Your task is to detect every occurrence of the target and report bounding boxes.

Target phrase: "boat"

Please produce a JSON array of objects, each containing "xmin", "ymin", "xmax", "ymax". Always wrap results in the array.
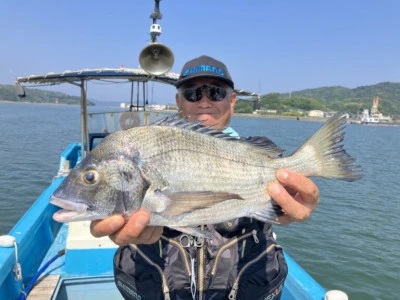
[
  {"xmin": 0, "ymin": 2, "xmax": 348, "ymax": 299},
  {"xmin": 359, "ymin": 96, "xmax": 396, "ymax": 126}
]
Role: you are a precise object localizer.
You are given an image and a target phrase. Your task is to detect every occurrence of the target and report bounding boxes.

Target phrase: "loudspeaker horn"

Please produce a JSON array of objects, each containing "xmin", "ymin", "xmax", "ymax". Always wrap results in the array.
[{"xmin": 139, "ymin": 43, "xmax": 174, "ymax": 76}]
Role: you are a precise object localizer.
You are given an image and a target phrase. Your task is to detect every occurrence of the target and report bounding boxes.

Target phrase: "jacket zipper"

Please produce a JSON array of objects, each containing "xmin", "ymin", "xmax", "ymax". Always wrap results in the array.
[
  {"xmin": 210, "ymin": 229, "xmax": 259, "ymax": 277},
  {"xmin": 160, "ymin": 234, "xmax": 196, "ymax": 299},
  {"xmin": 198, "ymin": 225, "xmax": 206, "ymax": 300},
  {"xmin": 160, "ymin": 235, "xmax": 192, "ymax": 277},
  {"xmin": 227, "ymin": 243, "xmax": 281, "ymax": 300},
  {"xmin": 130, "ymin": 244, "xmax": 171, "ymax": 300}
]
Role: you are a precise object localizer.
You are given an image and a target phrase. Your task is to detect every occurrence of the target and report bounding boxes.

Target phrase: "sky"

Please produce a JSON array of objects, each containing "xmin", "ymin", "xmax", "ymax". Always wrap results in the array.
[{"xmin": 1, "ymin": 0, "xmax": 399, "ymax": 104}]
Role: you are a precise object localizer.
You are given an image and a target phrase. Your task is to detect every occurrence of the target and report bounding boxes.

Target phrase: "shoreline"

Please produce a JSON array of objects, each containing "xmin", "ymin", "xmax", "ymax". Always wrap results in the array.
[
  {"xmin": 2, "ymin": 101, "xmax": 399, "ymax": 124},
  {"xmin": 233, "ymin": 113, "xmax": 328, "ymax": 122},
  {"xmin": 0, "ymin": 100, "xmax": 81, "ymax": 106}
]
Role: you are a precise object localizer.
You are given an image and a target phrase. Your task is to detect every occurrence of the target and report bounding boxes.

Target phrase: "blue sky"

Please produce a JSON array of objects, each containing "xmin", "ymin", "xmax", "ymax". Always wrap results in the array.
[{"xmin": 1, "ymin": 0, "xmax": 399, "ymax": 104}]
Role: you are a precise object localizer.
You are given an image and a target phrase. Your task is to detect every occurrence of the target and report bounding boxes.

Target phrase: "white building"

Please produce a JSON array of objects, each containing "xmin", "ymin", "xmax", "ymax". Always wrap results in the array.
[{"xmin": 308, "ymin": 110, "xmax": 325, "ymax": 118}]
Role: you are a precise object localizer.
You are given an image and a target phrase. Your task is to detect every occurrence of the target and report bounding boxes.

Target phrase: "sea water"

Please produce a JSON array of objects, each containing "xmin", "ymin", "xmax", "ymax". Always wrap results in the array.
[{"xmin": 1, "ymin": 102, "xmax": 399, "ymax": 299}]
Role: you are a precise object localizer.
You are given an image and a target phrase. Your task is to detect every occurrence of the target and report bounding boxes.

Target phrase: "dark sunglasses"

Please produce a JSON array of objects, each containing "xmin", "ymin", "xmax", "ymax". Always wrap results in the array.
[{"xmin": 180, "ymin": 85, "xmax": 231, "ymax": 102}]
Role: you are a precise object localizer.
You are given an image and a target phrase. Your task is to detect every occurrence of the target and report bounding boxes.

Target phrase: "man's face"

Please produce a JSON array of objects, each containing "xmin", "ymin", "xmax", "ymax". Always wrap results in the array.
[{"xmin": 175, "ymin": 78, "xmax": 237, "ymax": 130}]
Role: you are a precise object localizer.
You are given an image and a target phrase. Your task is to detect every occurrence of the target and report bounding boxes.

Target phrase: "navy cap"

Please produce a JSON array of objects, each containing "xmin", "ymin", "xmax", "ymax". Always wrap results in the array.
[{"xmin": 174, "ymin": 55, "xmax": 234, "ymax": 88}]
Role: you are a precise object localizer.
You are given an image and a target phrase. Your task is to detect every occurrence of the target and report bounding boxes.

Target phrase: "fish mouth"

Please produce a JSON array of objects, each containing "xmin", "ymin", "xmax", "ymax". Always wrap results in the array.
[{"xmin": 50, "ymin": 196, "xmax": 92, "ymax": 222}]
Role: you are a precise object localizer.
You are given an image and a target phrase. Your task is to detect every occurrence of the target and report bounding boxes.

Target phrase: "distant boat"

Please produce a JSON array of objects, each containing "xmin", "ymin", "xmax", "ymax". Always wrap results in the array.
[{"xmin": 359, "ymin": 96, "xmax": 395, "ymax": 125}]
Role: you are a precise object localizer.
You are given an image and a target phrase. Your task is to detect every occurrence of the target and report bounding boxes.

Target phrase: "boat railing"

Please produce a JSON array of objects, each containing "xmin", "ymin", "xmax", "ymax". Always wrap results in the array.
[{"xmin": 86, "ymin": 110, "xmax": 174, "ymax": 150}]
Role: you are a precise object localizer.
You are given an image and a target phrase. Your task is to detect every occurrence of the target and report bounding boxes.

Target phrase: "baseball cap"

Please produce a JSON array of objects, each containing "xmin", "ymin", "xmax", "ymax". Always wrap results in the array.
[{"xmin": 174, "ymin": 55, "xmax": 234, "ymax": 88}]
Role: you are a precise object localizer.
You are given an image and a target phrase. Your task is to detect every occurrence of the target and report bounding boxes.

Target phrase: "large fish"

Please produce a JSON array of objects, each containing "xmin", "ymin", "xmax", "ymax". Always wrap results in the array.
[{"xmin": 50, "ymin": 113, "xmax": 362, "ymax": 236}]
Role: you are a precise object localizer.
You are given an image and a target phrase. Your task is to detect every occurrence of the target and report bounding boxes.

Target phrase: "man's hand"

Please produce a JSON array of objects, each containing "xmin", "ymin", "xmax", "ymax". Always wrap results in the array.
[
  {"xmin": 90, "ymin": 209, "xmax": 163, "ymax": 245},
  {"xmin": 267, "ymin": 169, "xmax": 319, "ymax": 225}
]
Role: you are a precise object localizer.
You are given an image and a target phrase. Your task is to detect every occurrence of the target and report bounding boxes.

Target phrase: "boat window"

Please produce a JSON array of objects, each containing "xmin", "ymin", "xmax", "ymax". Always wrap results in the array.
[{"xmin": 87, "ymin": 111, "xmax": 172, "ymax": 149}]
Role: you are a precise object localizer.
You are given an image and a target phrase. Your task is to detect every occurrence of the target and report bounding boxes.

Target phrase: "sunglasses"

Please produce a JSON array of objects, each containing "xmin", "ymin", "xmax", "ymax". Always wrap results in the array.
[{"xmin": 180, "ymin": 85, "xmax": 231, "ymax": 102}]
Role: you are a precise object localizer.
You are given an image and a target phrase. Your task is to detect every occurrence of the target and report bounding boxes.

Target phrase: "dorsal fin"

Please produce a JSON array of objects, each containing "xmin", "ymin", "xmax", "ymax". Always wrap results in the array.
[
  {"xmin": 150, "ymin": 114, "xmax": 239, "ymax": 141},
  {"xmin": 240, "ymin": 136, "xmax": 285, "ymax": 158},
  {"xmin": 151, "ymin": 115, "xmax": 284, "ymax": 156}
]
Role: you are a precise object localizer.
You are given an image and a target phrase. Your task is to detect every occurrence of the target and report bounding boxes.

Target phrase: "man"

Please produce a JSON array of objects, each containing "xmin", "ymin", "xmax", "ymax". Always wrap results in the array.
[{"xmin": 91, "ymin": 55, "xmax": 319, "ymax": 299}]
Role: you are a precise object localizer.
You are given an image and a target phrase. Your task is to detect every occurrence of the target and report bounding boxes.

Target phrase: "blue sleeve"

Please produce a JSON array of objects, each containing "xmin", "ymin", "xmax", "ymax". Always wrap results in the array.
[{"xmin": 223, "ymin": 127, "xmax": 240, "ymax": 138}]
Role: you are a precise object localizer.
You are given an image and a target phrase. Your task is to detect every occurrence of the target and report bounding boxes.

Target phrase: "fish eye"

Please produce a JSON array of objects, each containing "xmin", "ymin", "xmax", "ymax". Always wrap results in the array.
[{"xmin": 82, "ymin": 170, "xmax": 99, "ymax": 185}]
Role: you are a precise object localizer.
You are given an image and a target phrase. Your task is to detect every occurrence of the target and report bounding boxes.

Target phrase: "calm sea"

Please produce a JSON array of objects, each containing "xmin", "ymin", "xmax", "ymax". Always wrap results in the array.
[{"xmin": 0, "ymin": 102, "xmax": 399, "ymax": 299}]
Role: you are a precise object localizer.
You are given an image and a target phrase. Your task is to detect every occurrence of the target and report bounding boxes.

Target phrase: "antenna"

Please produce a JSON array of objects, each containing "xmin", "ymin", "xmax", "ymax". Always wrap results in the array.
[{"xmin": 150, "ymin": 0, "xmax": 163, "ymax": 43}]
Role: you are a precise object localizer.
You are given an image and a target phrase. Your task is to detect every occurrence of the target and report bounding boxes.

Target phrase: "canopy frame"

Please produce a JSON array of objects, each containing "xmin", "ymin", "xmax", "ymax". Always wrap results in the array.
[{"xmin": 15, "ymin": 67, "xmax": 260, "ymax": 158}]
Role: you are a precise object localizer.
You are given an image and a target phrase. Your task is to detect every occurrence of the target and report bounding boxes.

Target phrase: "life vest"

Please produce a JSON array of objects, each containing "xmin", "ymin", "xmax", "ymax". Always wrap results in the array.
[{"xmin": 113, "ymin": 219, "xmax": 287, "ymax": 300}]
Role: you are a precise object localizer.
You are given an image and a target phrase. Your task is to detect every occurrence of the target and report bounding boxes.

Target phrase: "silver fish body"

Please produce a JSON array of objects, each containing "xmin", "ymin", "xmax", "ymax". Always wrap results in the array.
[{"xmin": 50, "ymin": 113, "xmax": 362, "ymax": 235}]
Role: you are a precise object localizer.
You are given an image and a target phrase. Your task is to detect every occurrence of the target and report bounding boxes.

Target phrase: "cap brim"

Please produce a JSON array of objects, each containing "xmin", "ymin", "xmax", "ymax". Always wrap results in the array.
[{"xmin": 174, "ymin": 74, "xmax": 234, "ymax": 89}]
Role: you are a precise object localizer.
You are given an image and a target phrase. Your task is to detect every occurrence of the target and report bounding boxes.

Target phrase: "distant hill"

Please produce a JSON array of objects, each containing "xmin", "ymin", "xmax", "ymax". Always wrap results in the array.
[
  {"xmin": 0, "ymin": 84, "xmax": 95, "ymax": 106},
  {"xmin": 236, "ymin": 82, "xmax": 400, "ymax": 118},
  {"xmin": 277, "ymin": 82, "xmax": 400, "ymax": 116}
]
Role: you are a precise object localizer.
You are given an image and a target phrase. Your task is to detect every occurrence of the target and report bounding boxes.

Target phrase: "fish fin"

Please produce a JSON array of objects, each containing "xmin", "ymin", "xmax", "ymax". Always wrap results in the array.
[
  {"xmin": 151, "ymin": 114, "xmax": 240, "ymax": 141},
  {"xmin": 168, "ymin": 226, "xmax": 213, "ymax": 239},
  {"xmin": 151, "ymin": 115, "xmax": 285, "ymax": 157},
  {"xmin": 150, "ymin": 113, "xmax": 180, "ymax": 126},
  {"xmin": 240, "ymin": 136, "xmax": 285, "ymax": 158},
  {"xmin": 141, "ymin": 190, "xmax": 170, "ymax": 213},
  {"xmin": 162, "ymin": 191, "xmax": 243, "ymax": 217},
  {"xmin": 289, "ymin": 112, "xmax": 362, "ymax": 181},
  {"xmin": 251, "ymin": 202, "xmax": 283, "ymax": 223}
]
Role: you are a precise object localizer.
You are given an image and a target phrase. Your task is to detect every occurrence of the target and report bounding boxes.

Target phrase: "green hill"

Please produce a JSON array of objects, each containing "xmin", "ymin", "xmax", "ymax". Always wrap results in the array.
[
  {"xmin": 0, "ymin": 84, "xmax": 94, "ymax": 106},
  {"xmin": 236, "ymin": 82, "xmax": 400, "ymax": 118},
  {"xmin": 276, "ymin": 82, "xmax": 400, "ymax": 117}
]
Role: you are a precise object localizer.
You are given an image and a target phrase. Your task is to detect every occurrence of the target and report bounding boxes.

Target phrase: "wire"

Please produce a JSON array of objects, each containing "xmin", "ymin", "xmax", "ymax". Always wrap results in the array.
[{"xmin": 18, "ymin": 249, "xmax": 66, "ymax": 300}]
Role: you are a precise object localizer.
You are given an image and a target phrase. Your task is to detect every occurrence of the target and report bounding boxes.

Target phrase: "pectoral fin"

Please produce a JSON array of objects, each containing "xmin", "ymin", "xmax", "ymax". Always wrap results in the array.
[
  {"xmin": 142, "ymin": 190, "xmax": 243, "ymax": 216},
  {"xmin": 162, "ymin": 191, "xmax": 243, "ymax": 216}
]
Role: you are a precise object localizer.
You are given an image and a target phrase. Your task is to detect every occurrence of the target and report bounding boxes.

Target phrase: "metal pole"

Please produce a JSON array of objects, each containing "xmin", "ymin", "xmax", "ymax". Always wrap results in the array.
[
  {"xmin": 136, "ymin": 81, "xmax": 140, "ymax": 111},
  {"xmin": 130, "ymin": 81, "xmax": 134, "ymax": 112},
  {"xmin": 80, "ymin": 79, "xmax": 89, "ymax": 158},
  {"xmin": 143, "ymin": 82, "xmax": 146, "ymax": 111}
]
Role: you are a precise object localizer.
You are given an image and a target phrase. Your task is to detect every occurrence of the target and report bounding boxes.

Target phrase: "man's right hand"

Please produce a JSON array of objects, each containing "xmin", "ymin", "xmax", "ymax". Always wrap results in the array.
[{"xmin": 90, "ymin": 209, "xmax": 163, "ymax": 245}]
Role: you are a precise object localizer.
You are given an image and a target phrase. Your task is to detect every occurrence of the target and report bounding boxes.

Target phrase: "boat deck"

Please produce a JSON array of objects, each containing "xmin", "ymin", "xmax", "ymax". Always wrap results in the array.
[
  {"xmin": 28, "ymin": 221, "xmax": 120, "ymax": 299},
  {"xmin": 27, "ymin": 275, "xmax": 60, "ymax": 300}
]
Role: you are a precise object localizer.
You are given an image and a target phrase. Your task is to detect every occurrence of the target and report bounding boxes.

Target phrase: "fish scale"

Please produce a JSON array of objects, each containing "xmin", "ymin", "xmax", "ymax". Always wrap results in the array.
[{"xmin": 117, "ymin": 127, "xmax": 269, "ymax": 195}]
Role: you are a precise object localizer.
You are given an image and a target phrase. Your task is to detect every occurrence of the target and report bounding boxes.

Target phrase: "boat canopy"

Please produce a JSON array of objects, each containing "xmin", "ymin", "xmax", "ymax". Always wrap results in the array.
[
  {"xmin": 15, "ymin": 68, "xmax": 260, "ymax": 158},
  {"xmin": 15, "ymin": 68, "xmax": 179, "ymax": 86},
  {"xmin": 15, "ymin": 67, "xmax": 259, "ymax": 97}
]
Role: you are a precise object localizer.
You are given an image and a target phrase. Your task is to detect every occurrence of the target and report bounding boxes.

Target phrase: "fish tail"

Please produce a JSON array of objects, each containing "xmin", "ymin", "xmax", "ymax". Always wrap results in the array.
[{"xmin": 289, "ymin": 112, "xmax": 362, "ymax": 181}]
